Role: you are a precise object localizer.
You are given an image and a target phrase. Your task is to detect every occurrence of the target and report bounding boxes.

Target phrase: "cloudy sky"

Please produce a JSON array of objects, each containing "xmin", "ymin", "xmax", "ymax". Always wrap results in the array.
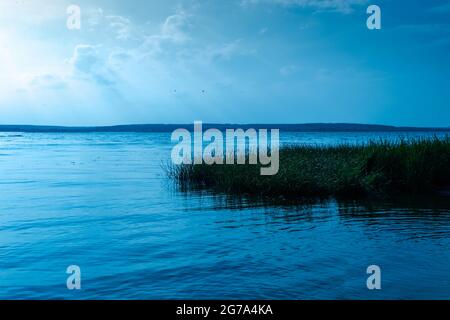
[{"xmin": 0, "ymin": 0, "xmax": 449, "ymax": 126}]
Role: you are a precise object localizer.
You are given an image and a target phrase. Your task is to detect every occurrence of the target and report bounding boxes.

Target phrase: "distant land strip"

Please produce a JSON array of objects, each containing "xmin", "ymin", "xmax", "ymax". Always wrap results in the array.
[{"xmin": 0, "ymin": 124, "xmax": 450, "ymax": 133}]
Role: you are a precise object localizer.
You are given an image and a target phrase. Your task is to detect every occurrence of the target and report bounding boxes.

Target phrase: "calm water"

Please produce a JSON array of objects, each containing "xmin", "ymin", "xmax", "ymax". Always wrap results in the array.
[{"xmin": 0, "ymin": 132, "xmax": 449, "ymax": 299}]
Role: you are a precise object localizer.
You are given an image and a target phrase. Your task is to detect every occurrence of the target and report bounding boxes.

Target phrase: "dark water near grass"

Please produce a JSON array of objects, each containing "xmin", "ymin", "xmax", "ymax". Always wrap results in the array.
[{"xmin": 0, "ymin": 132, "xmax": 449, "ymax": 299}]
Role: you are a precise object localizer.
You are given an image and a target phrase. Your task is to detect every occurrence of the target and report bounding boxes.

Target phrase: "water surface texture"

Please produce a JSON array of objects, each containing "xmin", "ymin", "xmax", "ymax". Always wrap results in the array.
[{"xmin": 0, "ymin": 132, "xmax": 449, "ymax": 299}]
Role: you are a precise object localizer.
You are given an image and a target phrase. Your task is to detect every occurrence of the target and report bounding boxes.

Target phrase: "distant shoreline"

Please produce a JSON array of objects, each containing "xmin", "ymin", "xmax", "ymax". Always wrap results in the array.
[{"xmin": 1, "ymin": 123, "xmax": 450, "ymax": 133}]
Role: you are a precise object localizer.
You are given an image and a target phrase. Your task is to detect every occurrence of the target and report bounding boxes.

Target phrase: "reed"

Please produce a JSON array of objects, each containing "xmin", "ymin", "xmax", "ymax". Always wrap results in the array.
[{"xmin": 167, "ymin": 137, "xmax": 450, "ymax": 198}]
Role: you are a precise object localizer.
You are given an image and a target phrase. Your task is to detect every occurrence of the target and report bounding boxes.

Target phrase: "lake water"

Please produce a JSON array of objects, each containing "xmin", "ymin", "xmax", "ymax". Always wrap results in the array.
[{"xmin": 0, "ymin": 132, "xmax": 449, "ymax": 299}]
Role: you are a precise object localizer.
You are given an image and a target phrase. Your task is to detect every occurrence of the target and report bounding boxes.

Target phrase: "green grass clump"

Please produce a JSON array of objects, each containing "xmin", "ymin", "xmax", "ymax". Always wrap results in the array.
[{"xmin": 167, "ymin": 137, "xmax": 450, "ymax": 198}]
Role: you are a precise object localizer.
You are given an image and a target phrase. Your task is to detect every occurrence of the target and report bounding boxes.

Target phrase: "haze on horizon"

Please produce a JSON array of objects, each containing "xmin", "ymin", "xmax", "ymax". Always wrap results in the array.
[{"xmin": 0, "ymin": 0, "xmax": 449, "ymax": 127}]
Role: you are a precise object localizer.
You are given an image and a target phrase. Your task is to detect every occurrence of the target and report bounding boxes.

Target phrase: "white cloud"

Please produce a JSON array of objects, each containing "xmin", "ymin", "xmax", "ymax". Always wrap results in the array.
[
  {"xmin": 70, "ymin": 45, "xmax": 101, "ymax": 74},
  {"xmin": 139, "ymin": 9, "xmax": 192, "ymax": 58},
  {"xmin": 161, "ymin": 10, "xmax": 191, "ymax": 43},
  {"xmin": 108, "ymin": 49, "xmax": 133, "ymax": 69},
  {"xmin": 69, "ymin": 44, "xmax": 116, "ymax": 86},
  {"xmin": 106, "ymin": 15, "xmax": 132, "ymax": 40},
  {"xmin": 86, "ymin": 7, "xmax": 105, "ymax": 27}
]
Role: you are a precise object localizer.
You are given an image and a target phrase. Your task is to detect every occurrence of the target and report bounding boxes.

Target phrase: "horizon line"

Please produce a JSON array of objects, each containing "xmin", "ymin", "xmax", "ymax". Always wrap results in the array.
[
  {"xmin": 0, "ymin": 122, "xmax": 449, "ymax": 128},
  {"xmin": 0, "ymin": 122, "xmax": 449, "ymax": 133}
]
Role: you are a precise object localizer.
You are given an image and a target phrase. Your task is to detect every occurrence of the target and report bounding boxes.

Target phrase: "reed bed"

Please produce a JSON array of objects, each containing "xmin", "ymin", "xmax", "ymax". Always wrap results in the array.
[{"xmin": 167, "ymin": 137, "xmax": 450, "ymax": 198}]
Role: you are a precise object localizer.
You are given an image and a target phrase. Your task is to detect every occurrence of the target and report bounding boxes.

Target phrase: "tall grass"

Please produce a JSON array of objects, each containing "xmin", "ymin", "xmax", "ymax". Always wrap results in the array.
[{"xmin": 167, "ymin": 137, "xmax": 450, "ymax": 198}]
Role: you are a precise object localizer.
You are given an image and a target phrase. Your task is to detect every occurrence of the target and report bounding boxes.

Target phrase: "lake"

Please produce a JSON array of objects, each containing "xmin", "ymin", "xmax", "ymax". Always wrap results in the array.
[{"xmin": 0, "ymin": 131, "xmax": 449, "ymax": 299}]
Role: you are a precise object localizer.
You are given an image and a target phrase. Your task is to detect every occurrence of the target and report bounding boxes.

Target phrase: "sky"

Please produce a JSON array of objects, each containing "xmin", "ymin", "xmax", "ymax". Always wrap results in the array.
[{"xmin": 0, "ymin": 0, "xmax": 449, "ymax": 126}]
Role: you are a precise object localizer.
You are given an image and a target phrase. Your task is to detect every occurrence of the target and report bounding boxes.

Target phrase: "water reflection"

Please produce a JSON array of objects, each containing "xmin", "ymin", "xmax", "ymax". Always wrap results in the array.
[{"xmin": 185, "ymin": 190, "xmax": 450, "ymax": 243}]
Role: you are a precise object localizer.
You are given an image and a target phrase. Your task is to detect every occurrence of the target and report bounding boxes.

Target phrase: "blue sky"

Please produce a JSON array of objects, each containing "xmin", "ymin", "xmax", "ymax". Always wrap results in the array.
[{"xmin": 0, "ymin": 0, "xmax": 449, "ymax": 126}]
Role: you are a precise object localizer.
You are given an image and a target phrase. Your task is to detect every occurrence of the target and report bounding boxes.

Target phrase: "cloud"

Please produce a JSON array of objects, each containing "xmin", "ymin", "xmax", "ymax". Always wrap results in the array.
[
  {"xmin": 20, "ymin": 5, "xmax": 250, "ymax": 117},
  {"xmin": 69, "ymin": 44, "xmax": 115, "ymax": 86},
  {"xmin": 85, "ymin": 9, "xmax": 134, "ymax": 41},
  {"xmin": 161, "ymin": 10, "xmax": 191, "ymax": 43},
  {"xmin": 140, "ymin": 9, "xmax": 192, "ymax": 58},
  {"xmin": 241, "ymin": 0, "xmax": 368, "ymax": 13},
  {"xmin": 108, "ymin": 49, "xmax": 133, "ymax": 69},
  {"xmin": 26, "ymin": 43, "xmax": 117, "ymax": 91},
  {"xmin": 106, "ymin": 15, "xmax": 132, "ymax": 40},
  {"xmin": 86, "ymin": 8, "xmax": 104, "ymax": 28},
  {"xmin": 70, "ymin": 45, "xmax": 101, "ymax": 74}
]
